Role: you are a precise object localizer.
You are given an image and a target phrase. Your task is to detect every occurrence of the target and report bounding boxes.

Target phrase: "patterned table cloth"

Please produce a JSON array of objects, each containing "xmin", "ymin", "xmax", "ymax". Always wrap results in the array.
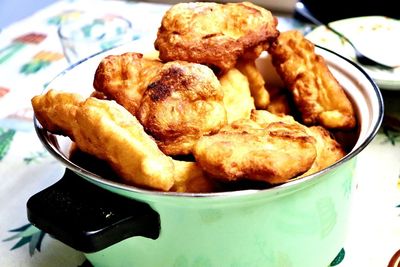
[{"xmin": 0, "ymin": 0, "xmax": 399, "ymax": 266}]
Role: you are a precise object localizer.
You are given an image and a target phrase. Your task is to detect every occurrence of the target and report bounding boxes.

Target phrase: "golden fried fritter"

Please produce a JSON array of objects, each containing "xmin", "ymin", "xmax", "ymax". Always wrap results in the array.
[
  {"xmin": 219, "ymin": 68, "xmax": 255, "ymax": 123},
  {"xmin": 299, "ymin": 126, "xmax": 346, "ymax": 178},
  {"xmin": 268, "ymin": 30, "xmax": 356, "ymax": 130},
  {"xmin": 250, "ymin": 109, "xmax": 346, "ymax": 177},
  {"xmin": 32, "ymin": 90, "xmax": 84, "ymax": 137},
  {"xmin": 171, "ymin": 160, "xmax": 215, "ymax": 193},
  {"xmin": 137, "ymin": 61, "xmax": 227, "ymax": 156},
  {"xmin": 154, "ymin": 2, "xmax": 279, "ymax": 72},
  {"xmin": 193, "ymin": 117, "xmax": 317, "ymax": 184},
  {"xmin": 236, "ymin": 59, "xmax": 270, "ymax": 109},
  {"xmin": 93, "ymin": 52, "xmax": 163, "ymax": 115},
  {"xmin": 32, "ymin": 89, "xmax": 175, "ymax": 191}
]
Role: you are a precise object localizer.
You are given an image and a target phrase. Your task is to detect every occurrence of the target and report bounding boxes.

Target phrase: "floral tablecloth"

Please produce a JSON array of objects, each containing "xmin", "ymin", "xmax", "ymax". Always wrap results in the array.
[{"xmin": 0, "ymin": 0, "xmax": 399, "ymax": 266}]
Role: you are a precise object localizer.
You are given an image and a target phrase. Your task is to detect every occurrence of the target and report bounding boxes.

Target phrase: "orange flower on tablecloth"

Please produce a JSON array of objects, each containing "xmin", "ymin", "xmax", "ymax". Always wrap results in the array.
[
  {"xmin": 20, "ymin": 51, "xmax": 64, "ymax": 75},
  {"xmin": 47, "ymin": 10, "xmax": 83, "ymax": 25},
  {"xmin": 13, "ymin": 33, "xmax": 47, "ymax": 44},
  {"xmin": 0, "ymin": 33, "xmax": 47, "ymax": 64},
  {"xmin": 0, "ymin": 87, "xmax": 10, "ymax": 98},
  {"xmin": 33, "ymin": 51, "xmax": 64, "ymax": 62}
]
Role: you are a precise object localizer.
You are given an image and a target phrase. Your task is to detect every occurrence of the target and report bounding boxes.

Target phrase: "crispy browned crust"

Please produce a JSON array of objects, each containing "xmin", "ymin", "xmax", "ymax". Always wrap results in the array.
[
  {"xmin": 137, "ymin": 61, "xmax": 227, "ymax": 156},
  {"xmin": 193, "ymin": 116, "xmax": 317, "ymax": 184},
  {"xmin": 268, "ymin": 30, "xmax": 356, "ymax": 130},
  {"xmin": 93, "ymin": 52, "xmax": 163, "ymax": 115},
  {"xmin": 154, "ymin": 2, "xmax": 279, "ymax": 72},
  {"xmin": 250, "ymin": 109, "xmax": 346, "ymax": 177}
]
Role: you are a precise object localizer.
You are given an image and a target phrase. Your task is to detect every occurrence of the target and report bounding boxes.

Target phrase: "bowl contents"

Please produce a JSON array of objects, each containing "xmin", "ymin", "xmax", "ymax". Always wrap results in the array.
[{"xmin": 31, "ymin": 2, "xmax": 357, "ymax": 193}]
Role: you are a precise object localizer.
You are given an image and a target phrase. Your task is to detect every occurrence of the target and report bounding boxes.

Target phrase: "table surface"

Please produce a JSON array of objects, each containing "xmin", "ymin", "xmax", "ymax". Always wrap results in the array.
[{"xmin": 0, "ymin": 1, "xmax": 399, "ymax": 266}]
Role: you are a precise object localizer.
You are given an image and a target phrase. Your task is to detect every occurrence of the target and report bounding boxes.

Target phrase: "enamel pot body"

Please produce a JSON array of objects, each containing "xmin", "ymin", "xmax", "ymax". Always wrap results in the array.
[
  {"xmin": 85, "ymin": 159, "xmax": 355, "ymax": 267},
  {"xmin": 29, "ymin": 42, "xmax": 383, "ymax": 267}
]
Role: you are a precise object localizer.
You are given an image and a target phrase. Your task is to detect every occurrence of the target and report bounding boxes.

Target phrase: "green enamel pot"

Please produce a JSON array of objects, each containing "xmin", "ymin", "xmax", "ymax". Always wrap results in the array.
[{"xmin": 28, "ymin": 41, "xmax": 383, "ymax": 267}]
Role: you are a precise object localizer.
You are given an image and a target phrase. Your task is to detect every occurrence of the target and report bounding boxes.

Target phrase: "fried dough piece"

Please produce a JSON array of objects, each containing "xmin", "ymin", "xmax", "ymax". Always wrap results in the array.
[
  {"xmin": 193, "ymin": 117, "xmax": 317, "ymax": 184},
  {"xmin": 93, "ymin": 52, "xmax": 163, "ymax": 115},
  {"xmin": 268, "ymin": 30, "xmax": 356, "ymax": 130},
  {"xmin": 251, "ymin": 109, "xmax": 346, "ymax": 177},
  {"xmin": 236, "ymin": 59, "xmax": 270, "ymax": 109},
  {"xmin": 32, "ymin": 90, "xmax": 84, "ymax": 137},
  {"xmin": 171, "ymin": 160, "xmax": 215, "ymax": 193},
  {"xmin": 219, "ymin": 68, "xmax": 255, "ymax": 123},
  {"xmin": 299, "ymin": 126, "xmax": 346, "ymax": 177},
  {"xmin": 32, "ymin": 89, "xmax": 175, "ymax": 191},
  {"xmin": 137, "ymin": 61, "xmax": 227, "ymax": 156},
  {"xmin": 154, "ymin": 2, "xmax": 279, "ymax": 72}
]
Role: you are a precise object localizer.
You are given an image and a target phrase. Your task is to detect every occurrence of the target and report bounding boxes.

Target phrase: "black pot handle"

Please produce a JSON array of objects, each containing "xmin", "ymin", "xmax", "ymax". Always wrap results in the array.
[{"xmin": 27, "ymin": 169, "xmax": 160, "ymax": 253}]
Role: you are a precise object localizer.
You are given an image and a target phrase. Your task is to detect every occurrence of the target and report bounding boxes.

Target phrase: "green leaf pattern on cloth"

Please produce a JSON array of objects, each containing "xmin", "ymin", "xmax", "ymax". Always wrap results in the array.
[
  {"xmin": 0, "ymin": 128, "xmax": 16, "ymax": 160},
  {"xmin": 23, "ymin": 150, "xmax": 48, "ymax": 164},
  {"xmin": 0, "ymin": 43, "xmax": 25, "ymax": 64},
  {"xmin": 382, "ymin": 127, "xmax": 400, "ymax": 145},
  {"xmin": 3, "ymin": 223, "xmax": 46, "ymax": 256},
  {"xmin": 20, "ymin": 60, "xmax": 52, "ymax": 75},
  {"xmin": 330, "ymin": 248, "xmax": 346, "ymax": 266}
]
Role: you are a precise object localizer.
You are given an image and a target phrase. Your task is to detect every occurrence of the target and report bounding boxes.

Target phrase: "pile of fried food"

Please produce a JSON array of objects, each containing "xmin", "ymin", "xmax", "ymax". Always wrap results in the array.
[{"xmin": 32, "ymin": 2, "xmax": 357, "ymax": 193}]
